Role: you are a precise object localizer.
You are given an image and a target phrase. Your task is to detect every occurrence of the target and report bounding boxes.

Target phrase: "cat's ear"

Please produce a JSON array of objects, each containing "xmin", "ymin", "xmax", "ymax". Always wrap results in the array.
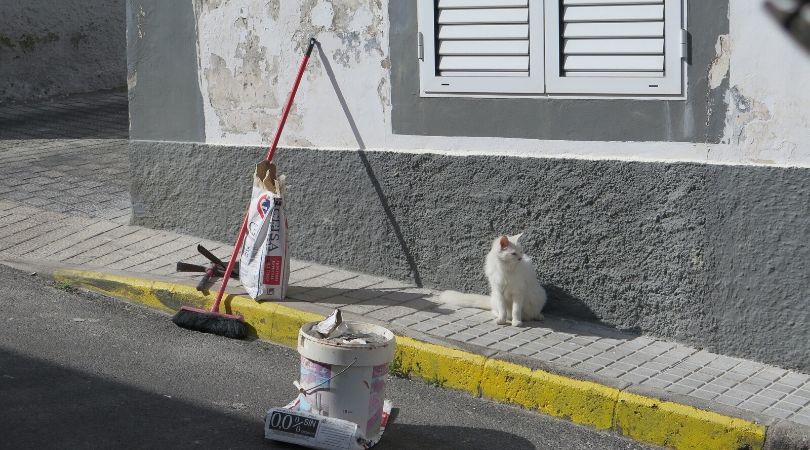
[
  {"xmin": 499, "ymin": 235, "xmax": 509, "ymax": 249},
  {"xmin": 509, "ymin": 232, "xmax": 524, "ymax": 243}
]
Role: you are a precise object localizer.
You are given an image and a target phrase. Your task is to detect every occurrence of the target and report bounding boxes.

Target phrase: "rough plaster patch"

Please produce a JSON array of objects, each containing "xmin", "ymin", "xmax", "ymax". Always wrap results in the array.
[
  {"xmin": 127, "ymin": 71, "xmax": 137, "ymax": 91},
  {"xmin": 708, "ymin": 35, "xmax": 731, "ymax": 90},
  {"xmin": 377, "ymin": 77, "xmax": 389, "ymax": 121},
  {"xmin": 330, "ymin": 0, "xmax": 368, "ymax": 31},
  {"xmin": 203, "ymin": 27, "xmax": 281, "ymax": 139},
  {"xmin": 137, "ymin": 5, "xmax": 146, "ymax": 39},
  {"xmin": 725, "ymin": 86, "xmax": 772, "ymax": 147},
  {"xmin": 69, "ymin": 31, "xmax": 89, "ymax": 49},
  {"xmin": 293, "ymin": 0, "xmax": 384, "ymax": 65},
  {"xmin": 266, "ymin": 0, "xmax": 280, "ymax": 21},
  {"xmin": 718, "ymin": 86, "xmax": 804, "ymax": 165},
  {"xmin": 333, "ymin": 31, "xmax": 363, "ymax": 66},
  {"xmin": 195, "ymin": 0, "xmax": 388, "ymax": 145},
  {"xmin": 288, "ymin": 136, "xmax": 314, "ymax": 147},
  {"xmin": 10, "ymin": 32, "xmax": 60, "ymax": 53},
  {"xmin": 349, "ymin": 4, "xmax": 374, "ymax": 30},
  {"xmin": 195, "ymin": 0, "xmax": 227, "ymax": 12},
  {"xmin": 703, "ymin": 35, "xmax": 730, "ymax": 147},
  {"xmin": 309, "ymin": 2, "xmax": 333, "ymax": 27}
]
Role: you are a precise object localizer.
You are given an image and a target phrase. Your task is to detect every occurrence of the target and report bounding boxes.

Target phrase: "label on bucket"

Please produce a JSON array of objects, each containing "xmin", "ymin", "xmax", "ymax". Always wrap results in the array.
[
  {"xmin": 299, "ymin": 357, "xmax": 331, "ymax": 416},
  {"xmin": 366, "ymin": 364, "xmax": 387, "ymax": 435}
]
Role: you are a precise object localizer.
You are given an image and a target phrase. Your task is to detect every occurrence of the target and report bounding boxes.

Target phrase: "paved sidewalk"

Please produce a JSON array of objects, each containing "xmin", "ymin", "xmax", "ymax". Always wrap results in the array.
[{"xmin": 1, "ymin": 92, "xmax": 809, "ymax": 433}]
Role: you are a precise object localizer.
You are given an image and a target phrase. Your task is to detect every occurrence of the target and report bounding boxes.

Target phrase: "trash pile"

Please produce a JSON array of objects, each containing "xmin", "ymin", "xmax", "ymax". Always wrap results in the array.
[
  {"xmin": 265, "ymin": 310, "xmax": 396, "ymax": 450},
  {"xmin": 313, "ymin": 310, "xmax": 390, "ymax": 346}
]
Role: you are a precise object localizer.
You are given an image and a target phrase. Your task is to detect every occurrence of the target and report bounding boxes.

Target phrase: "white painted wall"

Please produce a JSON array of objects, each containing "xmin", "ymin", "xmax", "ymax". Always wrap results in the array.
[{"xmin": 194, "ymin": 0, "xmax": 810, "ymax": 168}]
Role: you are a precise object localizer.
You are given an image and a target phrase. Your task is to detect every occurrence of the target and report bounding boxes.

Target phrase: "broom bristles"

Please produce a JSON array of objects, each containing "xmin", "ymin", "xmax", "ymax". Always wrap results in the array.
[{"xmin": 172, "ymin": 307, "xmax": 249, "ymax": 339}]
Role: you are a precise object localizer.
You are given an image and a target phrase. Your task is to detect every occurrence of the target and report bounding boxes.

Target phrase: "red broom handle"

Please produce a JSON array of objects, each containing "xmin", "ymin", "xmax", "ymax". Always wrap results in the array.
[{"xmin": 210, "ymin": 37, "xmax": 317, "ymax": 313}]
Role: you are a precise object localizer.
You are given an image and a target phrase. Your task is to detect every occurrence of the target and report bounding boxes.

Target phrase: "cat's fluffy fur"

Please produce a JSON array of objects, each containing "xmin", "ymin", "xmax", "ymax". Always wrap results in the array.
[{"xmin": 440, "ymin": 234, "xmax": 546, "ymax": 327}]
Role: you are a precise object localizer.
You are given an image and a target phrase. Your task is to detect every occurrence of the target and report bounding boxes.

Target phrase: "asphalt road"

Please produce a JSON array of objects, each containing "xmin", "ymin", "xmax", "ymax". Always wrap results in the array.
[{"xmin": 0, "ymin": 264, "xmax": 655, "ymax": 449}]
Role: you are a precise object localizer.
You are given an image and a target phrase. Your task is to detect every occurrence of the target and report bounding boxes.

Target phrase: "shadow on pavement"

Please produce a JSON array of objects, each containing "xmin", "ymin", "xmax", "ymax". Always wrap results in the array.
[
  {"xmin": 383, "ymin": 424, "xmax": 536, "ymax": 450},
  {"xmin": 0, "ymin": 347, "xmax": 269, "ymax": 449},
  {"xmin": 0, "ymin": 347, "xmax": 537, "ymax": 449}
]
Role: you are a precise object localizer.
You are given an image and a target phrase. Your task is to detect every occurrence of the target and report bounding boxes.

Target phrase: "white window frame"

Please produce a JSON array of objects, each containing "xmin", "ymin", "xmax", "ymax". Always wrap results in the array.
[
  {"xmin": 416, "ymin": 0, "xmax": 687, "ymax": 99},
  {"xmin": 544, "ymin": 0, "xmax": 685, "ymax": 96},
  {"xmin": 417, "ymin": 0, "xmax": 545, "ymax": 96}
]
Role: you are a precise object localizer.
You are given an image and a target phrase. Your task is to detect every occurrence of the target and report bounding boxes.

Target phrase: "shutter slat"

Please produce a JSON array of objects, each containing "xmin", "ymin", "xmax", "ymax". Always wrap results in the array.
[
  {"xmin": 563, "ymin": 5, "xmax": 664, "ymax": 22},
  {"xmin": 564, "ymin": 71, "xmax": 664, "ymax": 77},
  {"xmin": 564, "ymin": 22, "xmax": 664, "ymax": 38},
  {"xmin": 439, "ymin": 8, "xmax": 528, "ymax": 24},
  {"xmin": 563, "ymin": 0, "xmax": 663, "ymax": 5},
  {"xmin": 438, "ymin": 70, "xmax": 529, "ymax": 77},
  {"xmin": 439, "ymin": 40, "xmax": 529, "ymax": 55},
  {"xmin": 564, "ymin": 55, "xmax": 664, "ymax": 71},
  {"xmin": 439, "ymin": 55, "xmax": 529, "ymax": 71},
  {"xmin": 439, "ymin": 0, "xmax": 528, "ymax": 8},
  {"xmin": 564, "ymin": 38, "xmax": 663, "ymax": 54},
  {"xmin": 439, "ymin": 24, "xmax": 529, "ymax": 39}
]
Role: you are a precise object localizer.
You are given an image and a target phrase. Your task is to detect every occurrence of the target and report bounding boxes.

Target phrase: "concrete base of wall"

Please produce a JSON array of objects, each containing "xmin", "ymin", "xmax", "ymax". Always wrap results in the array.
[{"xmin": 130, "ymin": 140, "xmax": 810, "ymax": 372}]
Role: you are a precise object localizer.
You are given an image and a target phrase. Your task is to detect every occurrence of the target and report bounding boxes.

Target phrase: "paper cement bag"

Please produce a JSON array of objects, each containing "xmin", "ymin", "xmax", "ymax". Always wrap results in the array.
[
  {"xmin": 240, "ymin": 160, "xmax": 289, "ymax": 300},
  {"xmin": 265, "ymin": 398, "xmax": 393, "ymax": 450}
]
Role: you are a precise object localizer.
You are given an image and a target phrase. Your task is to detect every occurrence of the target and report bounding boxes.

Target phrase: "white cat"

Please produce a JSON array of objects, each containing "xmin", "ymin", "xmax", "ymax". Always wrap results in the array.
[{"xmin": 439, "ymin": 234, "xmax": 546, "ymax": 327}]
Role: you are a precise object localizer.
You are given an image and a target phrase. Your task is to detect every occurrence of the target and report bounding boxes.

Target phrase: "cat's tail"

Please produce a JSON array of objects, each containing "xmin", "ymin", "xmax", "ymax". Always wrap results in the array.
[{"xmin": 438, "ymin": 290, "xmax": 490, "ymax": 309}]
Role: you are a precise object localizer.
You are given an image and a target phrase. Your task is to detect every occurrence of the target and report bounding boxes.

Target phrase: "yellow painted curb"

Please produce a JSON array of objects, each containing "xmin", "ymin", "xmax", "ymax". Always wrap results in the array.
[
  {"xmin": 481, "ymin": 359, "xmax": 619, "ymax": 430},
  {"xmin": 615, "ymin": 391, "xmax": 766, "ymax": 450},
  {"xmin": 53, "ymin": 269, "xmax": 321, "ymax": 348},
  {"xmin": 54, "ymin": 269, "xmax": 768, "ymax": 450},
  {"xmin": 393, "ymin": 336, "xmax": 487, "ymax": 393}
]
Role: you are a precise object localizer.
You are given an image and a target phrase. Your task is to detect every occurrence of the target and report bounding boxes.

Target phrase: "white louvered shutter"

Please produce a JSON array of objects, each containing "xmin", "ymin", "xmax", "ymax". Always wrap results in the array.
[
  {"xmin": 418, "ymin": 0, "xmax": 545, "ymax": 95},
  {"xmin": 544, "ymin": 0, "xmax": 686, "ymax": 95}
]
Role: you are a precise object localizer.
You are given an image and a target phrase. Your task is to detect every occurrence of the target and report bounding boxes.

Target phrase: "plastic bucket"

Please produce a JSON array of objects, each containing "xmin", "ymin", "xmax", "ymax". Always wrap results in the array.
[{"xmin": 297, "ymin": 321, "xmax": 396, "ymax": 440}]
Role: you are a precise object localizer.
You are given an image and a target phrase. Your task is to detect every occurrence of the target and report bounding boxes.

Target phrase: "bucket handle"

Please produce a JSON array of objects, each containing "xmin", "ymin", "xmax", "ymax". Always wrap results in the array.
[{"xmin": 294, "ymin": 357, "xmax": 358, "ymax": 396}]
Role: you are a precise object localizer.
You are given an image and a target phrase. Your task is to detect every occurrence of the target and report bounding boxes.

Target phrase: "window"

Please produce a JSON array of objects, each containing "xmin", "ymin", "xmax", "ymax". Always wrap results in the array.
[{"xmin": 417, "ymin": 0, "xmax": 687, "ymax": 97}]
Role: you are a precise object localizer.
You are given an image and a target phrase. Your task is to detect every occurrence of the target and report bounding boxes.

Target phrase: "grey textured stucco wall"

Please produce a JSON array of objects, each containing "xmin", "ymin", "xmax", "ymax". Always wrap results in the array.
[
  {"xmin": 126, "ymin": 0, "xmax": 205, "ymax": 141},
  {"xmin": 0, "ymin": 0, "xmax": 126, "ymax": 103},
  {"xmin": 130, "ymin": 141, "xmax": 810, "ymax": 372},
  {"xmin": 390, "ymin": 1, "xmax": 729, "ymax": 143}
]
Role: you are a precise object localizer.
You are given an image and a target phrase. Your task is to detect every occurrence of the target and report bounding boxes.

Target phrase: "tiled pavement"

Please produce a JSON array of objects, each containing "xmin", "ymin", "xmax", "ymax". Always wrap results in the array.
[{"xmin": 1, "ymin": 91, "xmax": 810, "ymax": 428}]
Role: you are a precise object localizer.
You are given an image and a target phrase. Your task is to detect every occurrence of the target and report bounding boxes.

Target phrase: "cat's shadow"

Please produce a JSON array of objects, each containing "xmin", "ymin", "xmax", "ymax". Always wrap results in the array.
[
  {"xmin": 266, "ymin": 282, "xmax": 638, "ymax": 341},
  {"xmin": 540, "ymin": 284, "xmax": 640, "ymax": 339}
]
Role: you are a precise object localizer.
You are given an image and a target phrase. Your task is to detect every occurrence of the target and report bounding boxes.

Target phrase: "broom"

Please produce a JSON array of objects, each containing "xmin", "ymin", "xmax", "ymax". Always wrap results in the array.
[{"xmin": 172, "ymin": 37, "xmax": 317, "ymax": 339}]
